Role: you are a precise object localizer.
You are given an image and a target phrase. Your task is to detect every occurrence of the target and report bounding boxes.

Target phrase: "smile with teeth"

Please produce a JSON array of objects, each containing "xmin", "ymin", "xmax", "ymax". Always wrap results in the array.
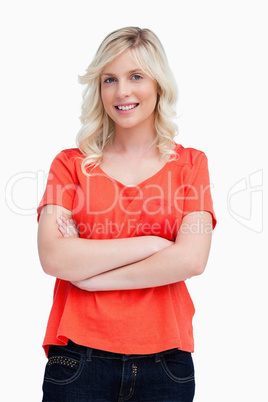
[{"xmin": 115, "ymin": 103, "xmax": 139, "ymax": 111}]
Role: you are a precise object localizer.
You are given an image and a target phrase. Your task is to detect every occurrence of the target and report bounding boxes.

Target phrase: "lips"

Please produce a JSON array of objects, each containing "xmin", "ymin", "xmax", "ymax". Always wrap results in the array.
[{"xmin": 115, "ymin": 103, "xmax": 139, "ymax": 111}]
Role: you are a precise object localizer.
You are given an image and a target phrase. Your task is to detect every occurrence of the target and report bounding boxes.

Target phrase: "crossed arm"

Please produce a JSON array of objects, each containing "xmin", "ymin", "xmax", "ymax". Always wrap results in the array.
[{"xmin": 38, "ymin": 204, "xmax": 213, "ymax": 291}]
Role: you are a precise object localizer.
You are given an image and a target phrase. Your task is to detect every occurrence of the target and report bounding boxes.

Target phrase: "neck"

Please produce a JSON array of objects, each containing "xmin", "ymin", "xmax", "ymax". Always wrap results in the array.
[{"xmin": 112, "ymin": 122, "xmax": 157, "ymax": 154}]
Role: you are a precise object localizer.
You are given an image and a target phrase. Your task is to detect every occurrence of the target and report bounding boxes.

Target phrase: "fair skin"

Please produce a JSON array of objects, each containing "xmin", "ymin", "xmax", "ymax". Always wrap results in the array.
[
  {"xmin": 57, "ymin": 211, "xmax": 212, "ymax": 291},
  {"xmin": 100, "ymin": 50, "xmax": 169, "ymax": 185},
  {"xmin": 38, "ymin": 50, "xmax": 213, "ymax": 289},
  {"xmin": 38, "ymin": 205, "xmax": 173, "ymax": 282}
]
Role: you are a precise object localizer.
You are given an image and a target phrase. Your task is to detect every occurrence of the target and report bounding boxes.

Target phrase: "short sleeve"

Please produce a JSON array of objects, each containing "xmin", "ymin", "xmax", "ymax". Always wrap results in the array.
[
  {"xmin": 37, "ymin": 151, "xmax": 78, "ymax": 221},
  {"xmin": 183, "ymin": 152, "xmax": 217, "ymax": 229}
]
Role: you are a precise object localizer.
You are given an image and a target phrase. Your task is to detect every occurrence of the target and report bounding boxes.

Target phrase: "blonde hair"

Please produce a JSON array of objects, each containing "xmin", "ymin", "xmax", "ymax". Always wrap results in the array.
[{"xmin": 76, "ymin": 27, "xmax": 178, "ymax": 174}]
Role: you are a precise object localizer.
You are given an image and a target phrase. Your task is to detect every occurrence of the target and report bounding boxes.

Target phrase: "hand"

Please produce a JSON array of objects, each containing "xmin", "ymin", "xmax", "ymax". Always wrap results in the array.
[{"xmin": 57, "ymin": 215, "xmax": 79, "ymax": 238}]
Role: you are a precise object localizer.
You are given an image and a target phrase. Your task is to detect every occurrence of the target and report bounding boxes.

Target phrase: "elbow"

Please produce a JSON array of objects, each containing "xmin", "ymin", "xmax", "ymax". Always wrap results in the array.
[
  {"xmin": 39, "ymin": 252, "xmax": 60, "ymax": 278},
  {"xmin": 188, "ymin": 257, "xmax": 208, "ymax": 278},
  {"xmin": 192, "ymin": 261, "xmax": 207, "ymax": 277},
  {"xmin": 38, "ymin": 240, "xmax": 64, "ymax": 278},
  {"xmin": 38, "ymin": 234, "xmax": 62, "ymax": 278}
]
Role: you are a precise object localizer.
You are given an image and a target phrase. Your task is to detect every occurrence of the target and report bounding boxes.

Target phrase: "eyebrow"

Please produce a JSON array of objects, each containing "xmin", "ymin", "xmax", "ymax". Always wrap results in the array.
[{"xmin": 101, "ymin": 69, "xmax": 144, "ymax": 77}]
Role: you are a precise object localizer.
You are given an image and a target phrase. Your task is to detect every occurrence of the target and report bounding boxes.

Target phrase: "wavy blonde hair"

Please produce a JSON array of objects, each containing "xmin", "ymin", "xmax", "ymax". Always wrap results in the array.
[{"xmin": 76, "ymin": 27, "xmax": 178, "ymax": 174}]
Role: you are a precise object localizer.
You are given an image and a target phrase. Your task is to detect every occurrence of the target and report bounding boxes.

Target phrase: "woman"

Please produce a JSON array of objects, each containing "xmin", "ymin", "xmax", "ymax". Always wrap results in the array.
[{"xmin": 38, "ymin": 27, "xmax": 216, "ymax": 402}]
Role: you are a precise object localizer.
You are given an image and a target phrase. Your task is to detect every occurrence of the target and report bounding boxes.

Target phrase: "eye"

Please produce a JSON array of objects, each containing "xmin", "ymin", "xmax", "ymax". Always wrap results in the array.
[
  {"xmin": 103, "ymin": 77, "xmax": 116, "ymax": 84},
  {"xmin": 131, "ymin": 74, "xmax": 142, "ymax": 81}
]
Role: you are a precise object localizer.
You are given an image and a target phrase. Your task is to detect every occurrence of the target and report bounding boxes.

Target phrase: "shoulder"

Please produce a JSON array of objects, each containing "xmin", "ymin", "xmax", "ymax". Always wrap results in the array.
[
  {"xmin": 57, "ymin": 147, "xmax": 84, "ymax": 160},
  {"xmin": 173, "ymin": 143, "xmax": 207, "ymax": 168},
  {"xmin": 51, "ymin": 148, "xmax": 84, "ymax": 166},
  {"xmin": 48, "ymin": 148, "xmax": 85, "ymax": 178}
]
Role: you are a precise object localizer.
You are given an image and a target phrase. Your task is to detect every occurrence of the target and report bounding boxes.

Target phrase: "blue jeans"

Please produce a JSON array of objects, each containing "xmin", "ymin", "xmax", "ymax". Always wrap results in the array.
[{"xmin": 42, "ymin": 340, "xmax": 195, "ymax": 401}]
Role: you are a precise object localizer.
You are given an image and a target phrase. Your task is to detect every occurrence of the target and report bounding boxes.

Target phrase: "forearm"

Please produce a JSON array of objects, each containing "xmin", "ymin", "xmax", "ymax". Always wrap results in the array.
[
  {"xmin": 73, "ymin": 212, "xmax": 213, "ymax": 291},
  {"xmin": 39, "ymin": 234, "xmax": 171, "ymax": 282},
  {"xmin": 73, "ymin": 243, "xmax": 199, "ymax": 291},
  {"xmin": 38, "ymin": 206, "xmax": 172, "ymax": 281}
]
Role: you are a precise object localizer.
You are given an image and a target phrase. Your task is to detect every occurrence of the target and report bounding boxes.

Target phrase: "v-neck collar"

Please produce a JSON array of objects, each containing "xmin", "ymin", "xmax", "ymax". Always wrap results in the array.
[{"xmin": 96, "ymin": 144, "xmax": 181, "ymax": 188}]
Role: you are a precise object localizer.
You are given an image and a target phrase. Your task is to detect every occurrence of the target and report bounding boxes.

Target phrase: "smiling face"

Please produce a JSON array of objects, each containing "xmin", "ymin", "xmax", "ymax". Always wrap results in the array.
[{"xmin": 100, "ymin": 50, "xmax": 158, "ymax": 133}]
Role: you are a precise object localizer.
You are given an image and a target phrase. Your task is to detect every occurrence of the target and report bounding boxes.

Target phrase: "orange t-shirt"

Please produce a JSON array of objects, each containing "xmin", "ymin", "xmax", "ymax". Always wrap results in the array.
[{"xmin": 37, "ymin": 143, "xmax": 216, "ymax": 356}]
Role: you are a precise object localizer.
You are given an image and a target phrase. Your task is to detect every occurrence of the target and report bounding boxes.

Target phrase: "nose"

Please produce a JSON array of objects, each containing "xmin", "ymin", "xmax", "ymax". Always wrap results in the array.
[{"xmin": 115, "ymin": 79, "xmax": 131, "ymax": 99}]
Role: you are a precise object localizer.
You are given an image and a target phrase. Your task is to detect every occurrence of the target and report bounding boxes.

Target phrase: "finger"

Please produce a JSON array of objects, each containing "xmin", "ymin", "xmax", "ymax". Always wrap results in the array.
[
  {"xmin": 66, "ymin": 224, "xmax": 76, "ymax": 237},
  {"xmin": 69, "ymin": 221, "xmax": 79, "ymax": 237},
  {"xmin": 57, "ymin": 216, "xmax": 79, "ymax": 238},
  {"xmin": 65, "ymin": 218, "xmax": 79, "ymax": 237},
  {"xmin": 57, "ymin": 217, "xmax": 79, "ymax": 238},
  {"xmin": 57, "ymin": 218, "xmax": 68, "ymax": 236},
  {"xmin": 68, "ymin": 227, "xmax": 79, "ymax": 237}
]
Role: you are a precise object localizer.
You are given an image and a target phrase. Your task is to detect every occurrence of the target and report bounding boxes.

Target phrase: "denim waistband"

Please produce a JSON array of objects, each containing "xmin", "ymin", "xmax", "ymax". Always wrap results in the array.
[{"xmin": 50, "ymin": 340, "xmax": 179, "ymax": 363}]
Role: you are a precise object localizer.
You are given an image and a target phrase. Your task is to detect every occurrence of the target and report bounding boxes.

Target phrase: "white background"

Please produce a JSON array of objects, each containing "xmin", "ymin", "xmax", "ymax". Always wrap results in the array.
[{"xmin": 1, "ymin": 0, "xmax": 267, "ymax": 400}]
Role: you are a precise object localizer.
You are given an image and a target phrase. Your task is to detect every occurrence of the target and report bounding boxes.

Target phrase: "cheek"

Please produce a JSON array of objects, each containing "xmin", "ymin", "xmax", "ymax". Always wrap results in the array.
[
  {"xmin": 101, "ymin": 87, "xmax": 111, "ymax": 109},
  {"xmin": 100, "ymin": 90, "xmax": 106, "ymax": 108},
  {"xmin": 142, "ymin": 89, "xmax": 158, "ymax": 110},
  {"xmin": 101, "ymin": 89, "xmax": 117, "ymax": 121},
  {"xmin": 141, "ymin": 83, "xmax": 158, "ymax": 102}
]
